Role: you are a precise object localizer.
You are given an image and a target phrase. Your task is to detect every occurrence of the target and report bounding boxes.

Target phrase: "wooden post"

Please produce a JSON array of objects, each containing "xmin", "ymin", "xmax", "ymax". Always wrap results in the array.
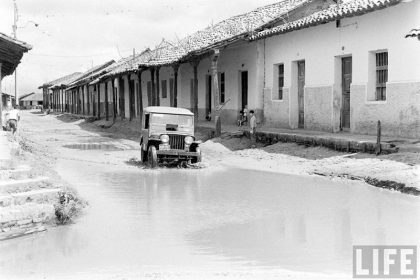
[
  {"xmin": 375, "ymin": 120, "xmax": 382, "ymax": 155},
  {"xmin": 79, "ymin": 87, "xmax": 82, "ymax": 114},
  {"xmin": 137, "ymin": 69, "xmax": 144, "ymax": 128},
  {"xmin": 97, "ymin": 84, "xmax": 101, "ymax": 119},
  {"xmin": 87, "ymin": 85, "xmax": 90, "ymax": 115},
  {"xmin": 61, "ymin": 89, "xmax": 64, "ymax": 112},
  {"xmin": 76, "ymin": 88, "xmax": 79, "ymax": 114},
  {"xmin": 211, "ymin": 50, "xmax": 221, "ymax": 137},
  {"xmin": 105, "ymin": 81, "xmax": 109, "ymax": 121},
  {"xmin": 156, "ymin": 67, "xmax": 160, "ymax": 107},
  {"xmin": 191, "ymin": 60, "xmax": 199, "ymax": 121},
  {"xmin": 150, "ymin": 68, "xmax": 156, "ymax": 106},
  {"xmin": 112, "ymin": 82, "xmax": 116, "ymax": 122},
  {"xmin": 173, "ymin": 64, "xmax": 179, "ymax": 107},
  {"xmin": 82, "ymin": 86, "xmax": 85, "ymax": 115}
]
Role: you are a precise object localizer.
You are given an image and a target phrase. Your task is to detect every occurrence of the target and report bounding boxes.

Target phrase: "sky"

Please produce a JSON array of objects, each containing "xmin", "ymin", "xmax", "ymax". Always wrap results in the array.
[{"xmin": 0, "ymin": 0, "xmax": 278, "ymax": 96}]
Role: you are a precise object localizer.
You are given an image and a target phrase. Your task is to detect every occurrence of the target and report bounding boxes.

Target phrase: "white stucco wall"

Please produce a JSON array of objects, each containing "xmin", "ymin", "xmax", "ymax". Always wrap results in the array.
[{"xmin": 262, "ymin": 1, "xmax": 420, "ymax": 137}]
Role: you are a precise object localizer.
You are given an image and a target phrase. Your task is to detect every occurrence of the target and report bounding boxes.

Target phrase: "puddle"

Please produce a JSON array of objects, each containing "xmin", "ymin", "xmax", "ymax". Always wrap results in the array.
[{"xmin": 63, "ymin": 143, "xmax": 125, "ymax": 151}]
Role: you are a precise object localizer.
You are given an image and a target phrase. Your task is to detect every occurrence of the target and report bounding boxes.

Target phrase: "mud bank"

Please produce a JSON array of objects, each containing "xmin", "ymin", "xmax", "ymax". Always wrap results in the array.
[{"xmin": 201, "ymin": 137, "xmax": 419, "ymax": 196}]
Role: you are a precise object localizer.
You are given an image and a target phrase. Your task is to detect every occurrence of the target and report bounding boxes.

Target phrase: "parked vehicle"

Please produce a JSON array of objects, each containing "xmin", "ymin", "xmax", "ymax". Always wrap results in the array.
[{"xmin": 140, "ymin": 106, "xmax": 201, "ymax": 168}]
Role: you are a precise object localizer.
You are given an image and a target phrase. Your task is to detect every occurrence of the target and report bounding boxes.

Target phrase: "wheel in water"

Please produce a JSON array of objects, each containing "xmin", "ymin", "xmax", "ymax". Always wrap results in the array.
[
  {"xmin": 192, "ymin": 147, "xmax": 201, "ymax": 163},
  {"xmin": 148, "ymin": 145, "xmax": 158, "ymax": 168}
]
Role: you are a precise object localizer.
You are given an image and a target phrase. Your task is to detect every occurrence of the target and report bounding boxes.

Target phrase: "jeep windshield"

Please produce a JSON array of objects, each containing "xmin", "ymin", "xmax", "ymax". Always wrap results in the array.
[{"xmin": 150, "ymin": 113, "xmax": 193, "ymax": 133}]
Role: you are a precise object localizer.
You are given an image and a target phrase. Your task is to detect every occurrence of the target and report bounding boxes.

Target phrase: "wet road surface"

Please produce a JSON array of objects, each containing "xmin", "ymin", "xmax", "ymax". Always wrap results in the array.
[{"xmin": 0, "ymin": 112, "xmax": 419, "ymax": 279}]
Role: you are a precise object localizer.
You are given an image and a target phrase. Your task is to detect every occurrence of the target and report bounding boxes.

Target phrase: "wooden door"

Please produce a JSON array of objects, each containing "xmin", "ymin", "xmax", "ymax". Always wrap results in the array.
[
  {"xmin": 241, "ymin": 71, "xmax": 248, "ymax": 110},
  {"xmin": 297, "ymin": 61, "xmax": 305, "ymax": 129},
  {"xmin": 120, "ymin": 80, "xmax": 125, "ymax": 119},
  {"xmin": 341, "ymin": 57, "xmax": 352, "ymax": 130},
  {"xmin": 206, "ymin": 75, "xmax": 212, "ymax": 114}
]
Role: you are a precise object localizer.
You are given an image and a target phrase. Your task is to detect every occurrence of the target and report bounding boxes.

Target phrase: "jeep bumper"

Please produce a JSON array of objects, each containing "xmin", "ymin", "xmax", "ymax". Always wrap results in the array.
[{"xmin": 156, "ymin": 150, "xmax": 200, "ymax": 157}]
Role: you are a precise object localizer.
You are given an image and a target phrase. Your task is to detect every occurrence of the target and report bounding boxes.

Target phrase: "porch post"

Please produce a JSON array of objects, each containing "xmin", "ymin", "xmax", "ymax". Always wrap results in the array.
[
  {"xmin": 52, "ymin": 90, "xmax": 55, "ymax": 110},
  {"xmin": 97, "ymin": 84, "xmax": 101, "ymax": 119},
  {"xmin": 87, "ymin": 85, "xmax": 90, "ymax": 115},
  {"xmin": 191, "ymin": 60, "xmax": 199, "ymax": 121},
  {"xmin": 118, "ymin": 77, "xmax": 124, "ymax": 119},
  {"xmin": 61, "ymin": 89, "xmax": 64, "ymax": 112},
  {"xmin": 150, "ymin": 68, "xmax": 156, "ymax": 106},
  {"xmin": 82, "ymin": 85, "xmax": 85, "ymax": 115},
  {"xmin": 128, "ymin": 76, "xmax": 133, "ymax": 121},
  {"xmin": 211, "ymin": 50, "xmax": 221, "ymax": 136},
  {"xmin": 136, "ymin": 73, "xmax": 142, "ymax": 118},
  {"xmin": 112, "ymin": 81, "xmax": 116, "ymax": 121},
  {"xmin": 76, "ymin": 87, "xmax": 79, "ymax": 114},
  {"xmin": 156, "ymin": 67, "xmax": 160, "ymax": 106},
  {"xmin": 137, "ymin": 69, "xmax": 144, "ymax": 127},
  {"xmin": 173, "ymin": 64, "xmax": 179, "ymax": 107},
  {"xmin": 105, "ymin": 81, "xmax": 109, "ymax": 121}
]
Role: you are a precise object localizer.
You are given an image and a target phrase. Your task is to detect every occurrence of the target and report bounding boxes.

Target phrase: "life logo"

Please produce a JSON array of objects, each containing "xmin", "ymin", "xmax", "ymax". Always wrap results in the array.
[{"xmin": 353, "ymin": 246, "xmax": 417, "ymax": 278}]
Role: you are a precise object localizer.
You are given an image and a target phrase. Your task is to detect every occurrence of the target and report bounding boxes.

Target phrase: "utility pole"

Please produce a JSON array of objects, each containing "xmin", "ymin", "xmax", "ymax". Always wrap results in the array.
[{"xmin": 12, "ymin": 0, "xmax": 18, "ymax": 106}]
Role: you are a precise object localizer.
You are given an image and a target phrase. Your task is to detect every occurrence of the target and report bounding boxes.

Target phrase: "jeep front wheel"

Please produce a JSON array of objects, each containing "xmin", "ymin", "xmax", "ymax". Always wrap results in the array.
[
  {"xmin": 192, "ymin": 147, "xmax": 201, "ymax": 163},
  {"xmin": 140, "ymin": 147, "xmax": 148, "ymax": 163},
  {"xmin": 148, "ymin": 145, "xmax": 158, "ymax": 168}
]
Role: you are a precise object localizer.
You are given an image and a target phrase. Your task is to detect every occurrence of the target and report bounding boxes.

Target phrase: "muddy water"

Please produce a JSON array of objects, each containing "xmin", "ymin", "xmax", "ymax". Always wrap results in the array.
[{"xmin": 0, "ymin": 157, "xmax": 419, "ymax": 279}]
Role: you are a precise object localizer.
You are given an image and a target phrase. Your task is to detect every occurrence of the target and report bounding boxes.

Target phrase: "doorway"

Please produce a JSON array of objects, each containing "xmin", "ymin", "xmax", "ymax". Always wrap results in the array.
[
  {"xmin": 341, "ymin": 57, "xmax": 352, "ymax": 131},
  {"xmin": 240, "ymin": 71, "xmax": 248, "ymax": 110},
  {"xmin": 206, "ymin": 75, "xmax": 212, "ymax": 114},
  {"xmin": 297, "ymin": 61, "xmax": 305, "ymax": 129}
]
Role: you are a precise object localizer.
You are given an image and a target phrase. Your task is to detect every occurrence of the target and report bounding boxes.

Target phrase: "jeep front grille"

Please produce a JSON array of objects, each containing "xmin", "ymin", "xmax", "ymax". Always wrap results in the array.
[{"xmin": 169, "ymin": 135, "xmax": 185, "ymax": 150}]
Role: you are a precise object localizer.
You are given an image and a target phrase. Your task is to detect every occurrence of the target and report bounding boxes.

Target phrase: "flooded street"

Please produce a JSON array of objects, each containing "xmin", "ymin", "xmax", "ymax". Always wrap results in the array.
[{"xmin": 1, "ymin": 112, "xmax": 419, "ymax": 280}]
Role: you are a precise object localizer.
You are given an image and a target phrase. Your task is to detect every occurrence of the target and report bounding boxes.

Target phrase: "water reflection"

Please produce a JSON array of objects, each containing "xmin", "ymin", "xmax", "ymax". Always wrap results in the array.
[{"xmin": 0, "ymin": 162, "xmax": 418, "ymax": 278}]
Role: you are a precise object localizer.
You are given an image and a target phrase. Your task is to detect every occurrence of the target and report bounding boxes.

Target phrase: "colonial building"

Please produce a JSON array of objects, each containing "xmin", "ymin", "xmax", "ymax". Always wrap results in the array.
[
  {"xmin": 42, "ymin": 0, "xmax": 420, "ymax": 138},
  {"xmin": 253, "ymin": 0, "xmax": 420, "ymax": 138}
]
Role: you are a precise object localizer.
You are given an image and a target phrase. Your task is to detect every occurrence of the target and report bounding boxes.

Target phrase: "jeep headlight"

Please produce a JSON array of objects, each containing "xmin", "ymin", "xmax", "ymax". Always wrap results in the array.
[
  {"xmin": 184, "ymin": 136, "xmax": 193, "ymax": 145},
  {"xmin": 160, "ymin": 134, "xmax": 169, "ymax": 144}
]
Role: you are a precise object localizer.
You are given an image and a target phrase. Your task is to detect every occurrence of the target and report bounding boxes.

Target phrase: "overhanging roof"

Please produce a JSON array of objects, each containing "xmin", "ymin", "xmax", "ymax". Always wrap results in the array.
[
  {"xmin": 251, "ymin": 0, "xmax": 403, "ymax": 40},
  {"xmin": 0, "ymin": 32, "xmax": 32, "ymax": 77}
]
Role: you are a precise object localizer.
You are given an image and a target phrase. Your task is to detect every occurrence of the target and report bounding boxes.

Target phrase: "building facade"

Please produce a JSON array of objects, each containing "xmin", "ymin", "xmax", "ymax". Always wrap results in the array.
[{"xmin": 41, "ymin": 0, "xmax": 420, "ymax": 139}]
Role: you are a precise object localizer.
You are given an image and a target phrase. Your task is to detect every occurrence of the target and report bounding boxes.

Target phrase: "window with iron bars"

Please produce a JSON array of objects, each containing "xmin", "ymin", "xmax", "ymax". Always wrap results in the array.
[
  {"xmin": 376, "ymin": 52, "xmax": 388, "ymax": 101},
  {"xmin": 278, "ymin": 64, "xmax": 284, "ymax": 100}
]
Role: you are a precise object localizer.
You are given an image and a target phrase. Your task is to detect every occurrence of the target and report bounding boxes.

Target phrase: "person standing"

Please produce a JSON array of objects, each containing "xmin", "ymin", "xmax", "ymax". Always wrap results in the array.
[{"xmin": 249, "ymin": 110, "xmax": 257, "ymax": 144}]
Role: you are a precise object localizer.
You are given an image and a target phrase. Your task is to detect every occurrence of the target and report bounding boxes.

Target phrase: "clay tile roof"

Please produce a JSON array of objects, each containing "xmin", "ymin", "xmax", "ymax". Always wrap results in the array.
[
  {"xmin": 88, "ymin": 49, "xmax": 153, "ymax": 84},
  {"xmin": 41, "ymin": 72, "xmax": 83, "ymax": 89},
  {"xmin": 145, "ymin": 0, "xmax": 310, "ymax": 66},
  {"xmin": 20, "ymin": 92, "xmax": 43, "ymax": 102},
  {"xmin": 66, "ymin": 60, "xmax": 116, "ymax": 89},
  {"xmin": 251, "ymin": 0, "xmax": 402, "ymax": 40}
]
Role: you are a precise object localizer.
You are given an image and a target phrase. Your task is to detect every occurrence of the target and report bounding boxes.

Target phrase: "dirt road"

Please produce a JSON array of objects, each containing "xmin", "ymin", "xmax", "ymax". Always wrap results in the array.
[{"xmin": 0, "ymin": 110, "xmax": 418, "ymax": 280}]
